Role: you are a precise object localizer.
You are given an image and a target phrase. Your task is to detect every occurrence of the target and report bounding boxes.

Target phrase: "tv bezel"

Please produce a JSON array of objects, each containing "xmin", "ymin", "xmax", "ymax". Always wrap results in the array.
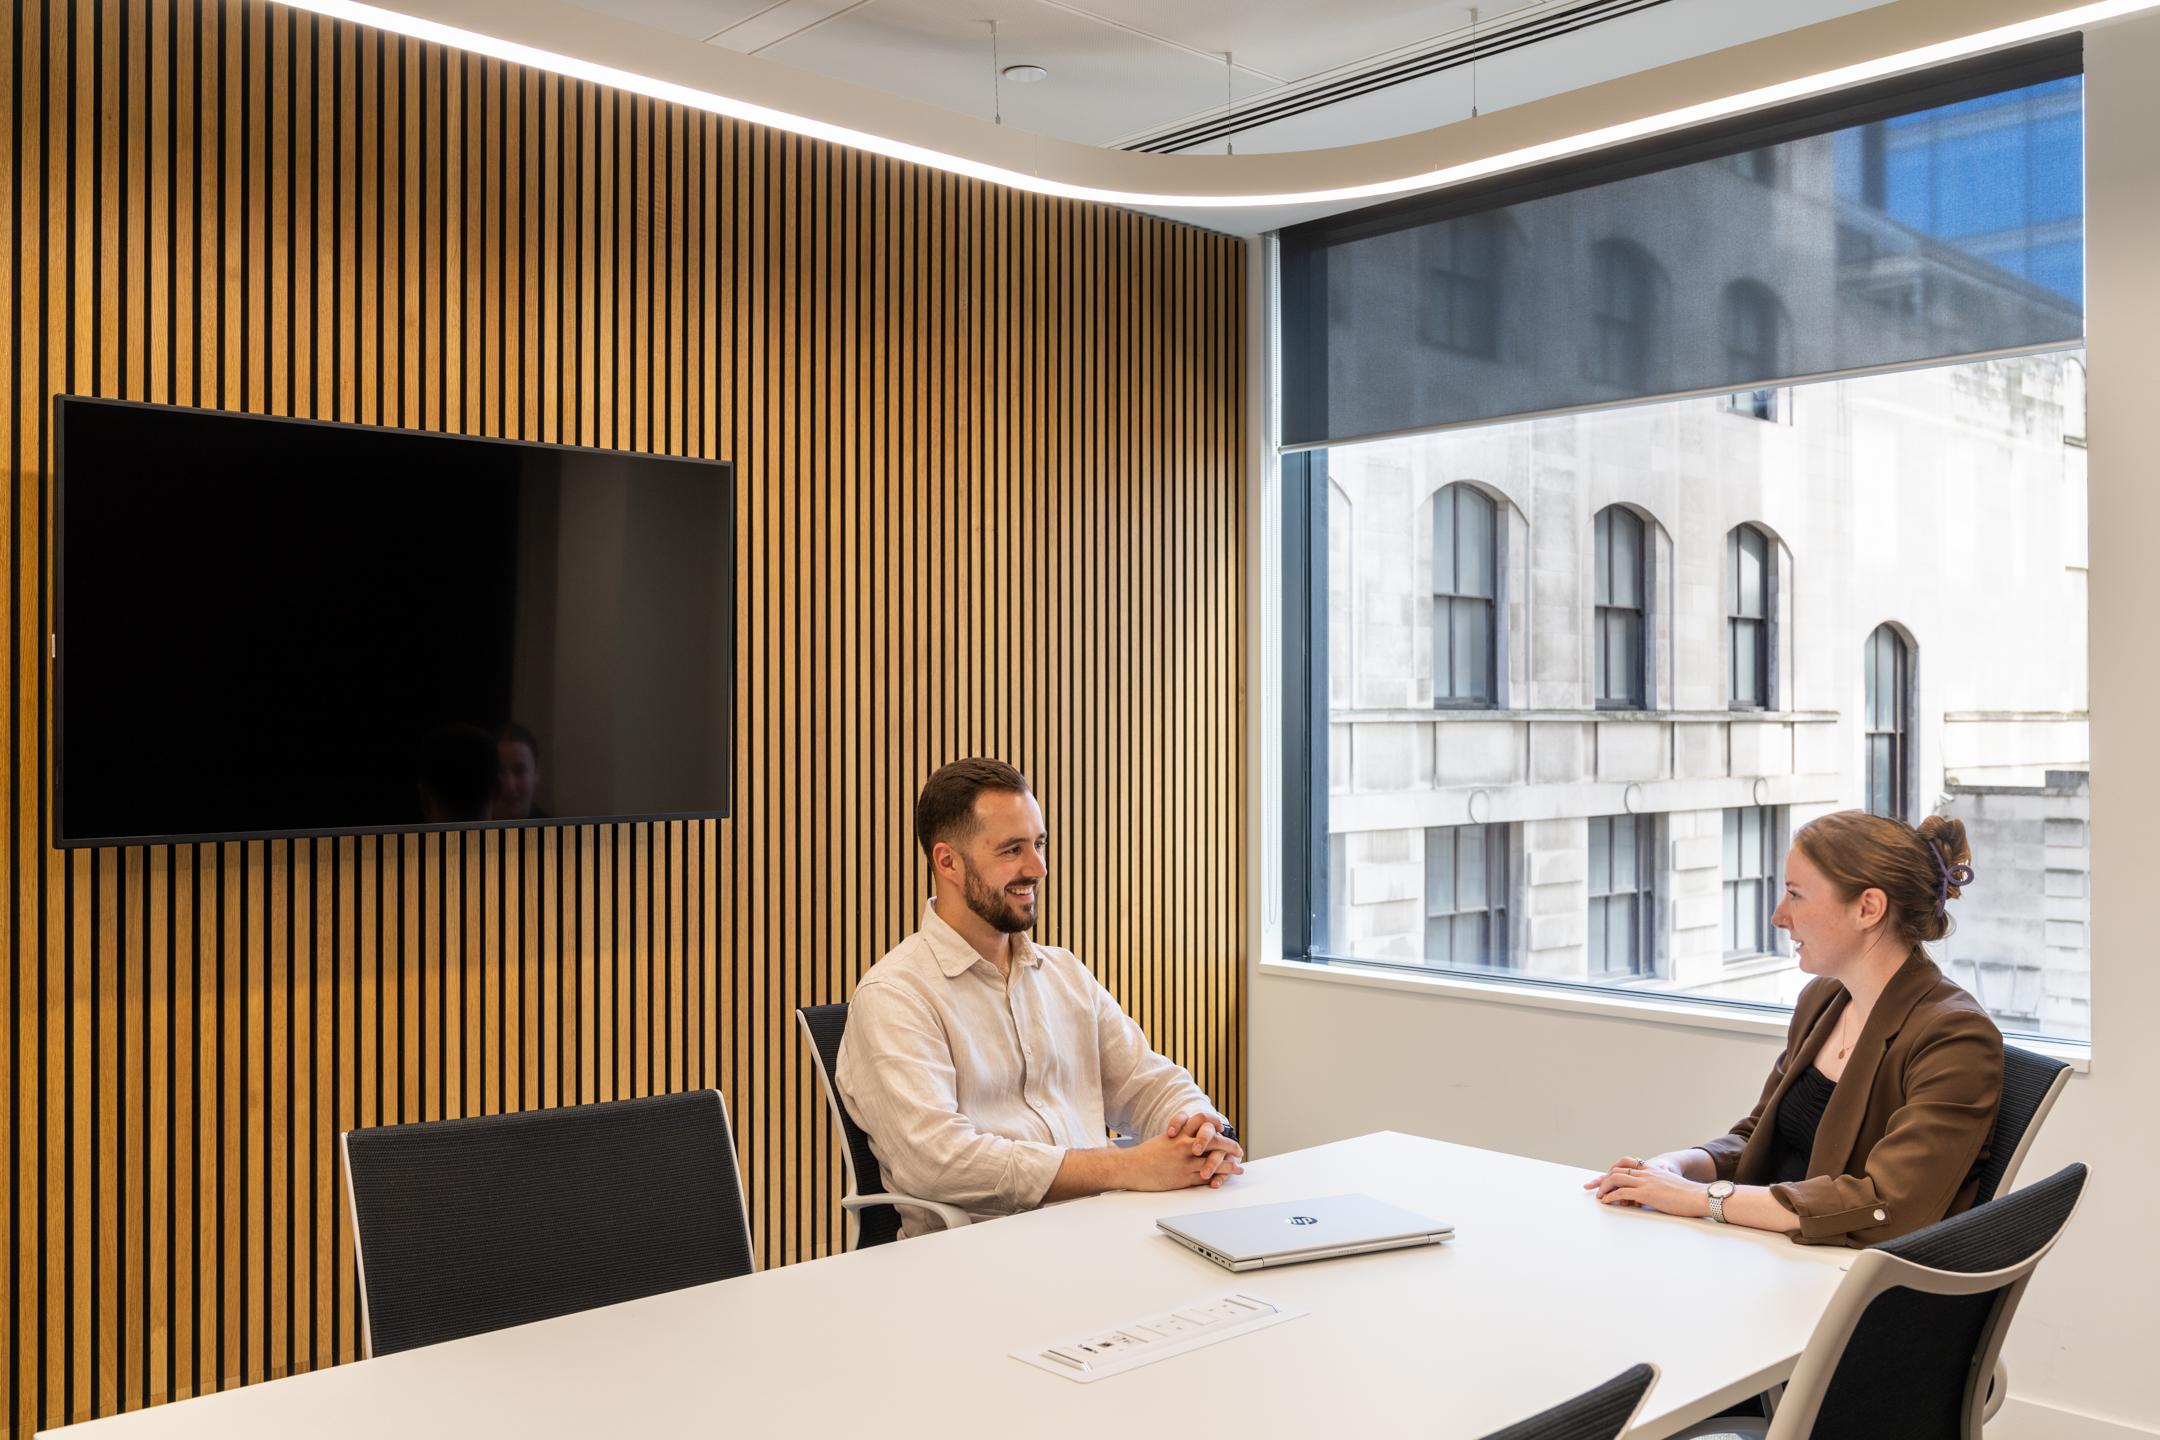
[{"xmin": 51, "ymin": 395, "xmax": 736, "ymax": 850}]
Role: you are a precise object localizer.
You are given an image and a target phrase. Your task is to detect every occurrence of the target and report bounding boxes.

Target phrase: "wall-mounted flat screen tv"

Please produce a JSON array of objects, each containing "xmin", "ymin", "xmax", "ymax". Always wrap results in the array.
[{"xmin": 55, "ymin": 397, "xmax": 734, "ymax": 848}]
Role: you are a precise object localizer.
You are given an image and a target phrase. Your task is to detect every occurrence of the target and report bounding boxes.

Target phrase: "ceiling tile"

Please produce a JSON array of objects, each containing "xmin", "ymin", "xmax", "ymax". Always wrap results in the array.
[
  {"xmin": 563, "ymin": 0, "xmax": 771, "ymax": 43},
  {"xmin": 754, "ymin": 0, "xmax": 1283, "ymax": 144}
]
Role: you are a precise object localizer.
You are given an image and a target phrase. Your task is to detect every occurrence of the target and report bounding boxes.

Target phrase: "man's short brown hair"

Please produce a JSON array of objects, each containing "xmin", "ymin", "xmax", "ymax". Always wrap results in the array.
[{"xmin": 916, "ymin": 758, "xmax": 1031, "ymax": 858}]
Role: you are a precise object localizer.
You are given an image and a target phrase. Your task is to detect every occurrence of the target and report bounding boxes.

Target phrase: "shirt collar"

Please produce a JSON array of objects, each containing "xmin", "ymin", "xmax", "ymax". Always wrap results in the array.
[{"xmin": 920, "ymin": 897, "xmax": 1041, "ymax": 979}]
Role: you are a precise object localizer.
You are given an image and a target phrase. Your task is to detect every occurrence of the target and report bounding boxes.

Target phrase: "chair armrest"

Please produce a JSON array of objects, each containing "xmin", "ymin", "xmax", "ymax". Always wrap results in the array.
[
  {"xmin": 843, "ymin": 1192, "xmax": 974, "ymax": 1231},
  {"xmin": 1984, "ymin": 1358, "xmax": 2008, "ymax": 1423}
]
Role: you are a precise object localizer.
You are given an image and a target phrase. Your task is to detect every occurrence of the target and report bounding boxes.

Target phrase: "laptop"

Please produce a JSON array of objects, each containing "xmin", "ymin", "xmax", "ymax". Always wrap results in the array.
[{"xmin": 1156, "ymin": 1194, "xmax": 1453, "ymax": 1272}]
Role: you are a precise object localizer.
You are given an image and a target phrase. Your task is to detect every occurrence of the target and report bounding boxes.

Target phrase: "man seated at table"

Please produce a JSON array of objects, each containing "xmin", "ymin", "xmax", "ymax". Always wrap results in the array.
[{"xmin": 837, "ymin": 758, "xmax": 1242, "ymax": 1238}]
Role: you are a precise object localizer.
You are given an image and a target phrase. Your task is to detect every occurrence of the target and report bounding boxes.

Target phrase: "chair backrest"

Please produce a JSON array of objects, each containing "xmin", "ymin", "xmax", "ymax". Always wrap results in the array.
[
  {"xmin": 341, "ymin": 1090, "xmax": 755, "ymax": 1358},
  {"xmin": 1971, "ymin": 1043, "xmax": 2072, "ymax": 1204},
  {"xmin": 1770, "ymin": 1162, "xmax": 2088, "ymax": 1440},
  {"xmin": 1477, "ymin": 1363, "xmax": 1659, "ymax": 1440},
  {"xmin": 796, "ymin": 1003, "xmax": 904, "ymax": 1249}
]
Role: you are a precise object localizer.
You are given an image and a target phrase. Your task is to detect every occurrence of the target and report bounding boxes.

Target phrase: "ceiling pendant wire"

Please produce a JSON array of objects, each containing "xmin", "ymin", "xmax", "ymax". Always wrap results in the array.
[
  {"xmin": 992, "ymin": 19, "xmax": 1003, "ymax": 124},
  {"xmin": 1468, "ymin": 6, "xmax": 1480, "ymax": 117},
  {"xmin": 1225, "ymin": 51, "xmax": 1234, "ymax": 155}
]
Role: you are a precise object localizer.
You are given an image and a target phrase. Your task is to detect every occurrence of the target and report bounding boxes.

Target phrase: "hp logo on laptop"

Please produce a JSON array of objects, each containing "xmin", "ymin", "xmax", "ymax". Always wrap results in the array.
[{"xmin": 1287, "ymin": 1215, "xmax": 1319, "ymax": 1226}]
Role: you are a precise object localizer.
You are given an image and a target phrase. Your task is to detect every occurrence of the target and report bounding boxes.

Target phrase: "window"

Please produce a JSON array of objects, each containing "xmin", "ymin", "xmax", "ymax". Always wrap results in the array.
[
  {"xmin": 1724, "ymin": 282, "xmax": 1786, "ymax": 421},
  {"xmin": 1589, "ymin": 241, "xmax": 1662, "ymax": 391},
  {"xmin": 1588, "ymin": 814, "xmax": 1655, "ymax": 977},
  {"xmin": 1286, "ymin": 59, "xmax": 2089, "ymax": 1038},
  {"xmin": 1724, "ymin": 805, "xmax": 1782, "ymax": 957},
  {"xmin": 1865, "ymin": 625, "xmax": 1910, "ymax": 820},
  {"xmin": 1426, "ymin": 824, "xmax": 1509, "ymax": 967},
  {"xmin": 1594, "ymin": 506, "xmax": 1647, "ymax": 708},
  {"xmin": 1729, "ymin": 524, "xmax": 1773, "ymax": 709},
  {"xmin": 1728, "ymin": 387, "xmax": 1780, "ymax": 421},
  {"xmin": 1724, "ymin": 282, "xmax": 1784, "ymax": 385},
  {"xmin": 1433, "ymin": 484, "xmax": 1499, "ymax": 707},
  {"xmin": 1421, "ymin": 215, "xmax": 1505, "ymax": 359}
]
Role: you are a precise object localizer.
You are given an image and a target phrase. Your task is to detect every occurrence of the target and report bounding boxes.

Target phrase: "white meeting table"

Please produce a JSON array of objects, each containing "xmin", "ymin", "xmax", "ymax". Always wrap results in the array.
[{"xmin": 45, "ymin": 1132, "xmax": 1854, "ymax": 1440}]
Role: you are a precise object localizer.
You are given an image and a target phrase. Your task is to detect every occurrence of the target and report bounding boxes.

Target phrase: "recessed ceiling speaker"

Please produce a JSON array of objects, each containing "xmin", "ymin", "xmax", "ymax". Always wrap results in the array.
[{"xmin": 1003, "ymin": 65, "xmax": 1047, "ymax": 82}]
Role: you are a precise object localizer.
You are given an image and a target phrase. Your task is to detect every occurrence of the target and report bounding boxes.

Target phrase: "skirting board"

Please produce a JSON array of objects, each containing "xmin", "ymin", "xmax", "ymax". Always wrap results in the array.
[{"xmin": 1989, "ymin": 1396, "xmax": 2160, "ymax": 1440}]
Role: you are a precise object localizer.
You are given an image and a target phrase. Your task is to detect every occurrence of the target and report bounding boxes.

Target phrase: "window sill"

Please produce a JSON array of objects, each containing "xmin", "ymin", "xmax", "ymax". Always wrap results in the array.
[
  {"xmin": 1258, "ymin": 957, "xmax": 2092, "ymax": 1071},
  {"xmin": 1329, "ymin": 708, "xmax": 1840, "ymax": 724}
]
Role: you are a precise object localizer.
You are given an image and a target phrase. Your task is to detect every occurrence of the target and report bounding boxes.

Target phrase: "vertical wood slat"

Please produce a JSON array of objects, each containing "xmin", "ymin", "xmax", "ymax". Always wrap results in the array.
[{"xmin": 0, "ymin": 2, "xmax": 1245, "ymax": 1434}]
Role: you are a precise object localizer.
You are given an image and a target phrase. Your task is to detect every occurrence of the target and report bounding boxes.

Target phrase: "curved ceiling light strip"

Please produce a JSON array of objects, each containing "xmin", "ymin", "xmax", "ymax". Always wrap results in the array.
[{"xmin": 294, "ymin": 0, "xmax": 2144, "ymax": 208}]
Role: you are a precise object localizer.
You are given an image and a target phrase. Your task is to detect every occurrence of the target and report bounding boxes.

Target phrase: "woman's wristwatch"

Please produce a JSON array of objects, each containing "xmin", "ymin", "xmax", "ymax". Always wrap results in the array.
[{"xmin": 1706, "ymin": 1179, "xmax": 1735, "ymax": 1223}]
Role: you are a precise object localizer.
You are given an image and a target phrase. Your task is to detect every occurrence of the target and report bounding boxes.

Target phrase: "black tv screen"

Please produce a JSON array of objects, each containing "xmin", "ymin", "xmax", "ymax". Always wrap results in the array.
[{"xmin": 55, "ymin": 397, "xmax": 734, "ymax": 848}]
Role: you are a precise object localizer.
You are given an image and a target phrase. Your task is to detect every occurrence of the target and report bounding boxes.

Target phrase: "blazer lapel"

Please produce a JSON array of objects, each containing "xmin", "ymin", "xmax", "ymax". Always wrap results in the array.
[{"xmin": 1808, "ymin": 948, "xmax": 1938, "ymax": 1179}]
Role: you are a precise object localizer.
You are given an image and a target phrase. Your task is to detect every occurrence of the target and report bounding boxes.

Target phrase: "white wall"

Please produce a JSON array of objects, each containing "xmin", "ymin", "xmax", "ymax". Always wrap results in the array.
[{"xmin": 1249, "ymin": 12, "xmax": 2160, "ymax": 1436}]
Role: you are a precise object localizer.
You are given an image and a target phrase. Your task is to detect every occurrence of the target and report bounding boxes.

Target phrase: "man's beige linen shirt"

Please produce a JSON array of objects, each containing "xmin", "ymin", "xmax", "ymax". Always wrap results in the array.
[{"xmin": 836, "ymin": 899, "xmax": 1217, "ymax": 1239}]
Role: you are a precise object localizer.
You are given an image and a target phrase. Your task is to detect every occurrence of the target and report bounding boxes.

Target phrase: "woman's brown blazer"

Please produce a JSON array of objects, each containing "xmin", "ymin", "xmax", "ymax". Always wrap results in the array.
[{"xmin": 1698, "ymin": 949, "xmax": 2003, "ymax": 1247}]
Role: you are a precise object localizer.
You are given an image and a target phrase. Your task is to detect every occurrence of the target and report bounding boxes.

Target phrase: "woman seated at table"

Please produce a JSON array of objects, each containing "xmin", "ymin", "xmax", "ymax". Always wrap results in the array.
[{"xmin": 1588, "ymin": 811, "xmax": 2002, "ymax": 1247}]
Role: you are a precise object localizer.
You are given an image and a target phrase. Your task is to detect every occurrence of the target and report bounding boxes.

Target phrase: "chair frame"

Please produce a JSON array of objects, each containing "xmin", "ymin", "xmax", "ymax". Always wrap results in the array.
[
  {"xmin": 1756, "ymin": 1168, "xmax": 2088, "ymax": 1440},
  {"xmin": 794, "ymin": 1008, "xmax": 971, "ymax": 1249},
  {"xmin": 339, "ymin": 1088, "xmax": 756, "ymax": 1360}
]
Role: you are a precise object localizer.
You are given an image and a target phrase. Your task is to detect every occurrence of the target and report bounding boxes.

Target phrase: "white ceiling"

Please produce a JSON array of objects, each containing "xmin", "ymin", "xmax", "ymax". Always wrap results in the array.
[{"xmin": 559, "ymin": 0, "xmax": 1897, "ymax": 154}]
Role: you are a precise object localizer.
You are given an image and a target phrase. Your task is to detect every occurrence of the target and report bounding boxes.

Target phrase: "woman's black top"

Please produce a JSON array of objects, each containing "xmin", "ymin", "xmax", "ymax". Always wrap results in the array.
[{"xmin": 1771, "ymin": 1065, "xmax": 1838, "ymax": 1186}]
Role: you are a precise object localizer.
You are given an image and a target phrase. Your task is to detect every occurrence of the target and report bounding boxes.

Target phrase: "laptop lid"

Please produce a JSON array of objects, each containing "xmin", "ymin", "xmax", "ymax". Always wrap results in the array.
[{"xmin": 1157, "ymin": 1194, "xmax": 1452, "ymax": 1264}]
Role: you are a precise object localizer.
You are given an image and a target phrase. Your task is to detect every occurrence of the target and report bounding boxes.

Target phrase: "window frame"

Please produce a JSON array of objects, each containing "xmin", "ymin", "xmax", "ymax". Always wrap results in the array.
[
  {"xmin": 1273, "ymin": 38, "xmax": 2085, "ymax": 1053},
  {"xmin": 1723, "ymin": 804, "xmax": 1785, "ymax": 960},
  {"xmin": 1433, "ymin": 483, "xmax": 1507, "ymax": 710},
  {"xmin": 1424, "ymin": 822, "xmax": 1513, "ymax": 969},
  {"xmin": 1728, "ymin": 524, "xmax": 1779, "ymax": 711},
  {"xmin": 1864, "ymin": 623, "xmax": 1914, "ymax": 822},
  {"xmin": 1587, "ymin": 812, "xmax": 1658, "ymax": 979},
  {"xmin": 1594, "ymin": 505, "xmax": 1655, "ymax": 711}
]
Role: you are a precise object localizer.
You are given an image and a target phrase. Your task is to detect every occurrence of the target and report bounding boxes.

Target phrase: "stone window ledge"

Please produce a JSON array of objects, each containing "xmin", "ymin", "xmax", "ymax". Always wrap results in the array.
[
  {"xmin": 1329, "ymin": 708, "xmax": 1841, "ymax": 724},
  {"xmin": 1259, "ymin": 957, "xmax": 2093, "ymax": 1071}
]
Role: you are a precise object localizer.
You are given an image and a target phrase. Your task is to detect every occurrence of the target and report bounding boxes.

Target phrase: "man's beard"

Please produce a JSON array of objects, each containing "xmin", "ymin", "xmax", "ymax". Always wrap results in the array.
[{"xmin": 960, "ymin": 856, "xmax": 1038, "ymax": 934}]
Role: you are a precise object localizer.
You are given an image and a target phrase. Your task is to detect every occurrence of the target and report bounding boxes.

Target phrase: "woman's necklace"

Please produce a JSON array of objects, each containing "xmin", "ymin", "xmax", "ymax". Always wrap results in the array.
[{"xmin": 1833, "ymin": 1002, "xmax": 1865, "ymax": 1060}]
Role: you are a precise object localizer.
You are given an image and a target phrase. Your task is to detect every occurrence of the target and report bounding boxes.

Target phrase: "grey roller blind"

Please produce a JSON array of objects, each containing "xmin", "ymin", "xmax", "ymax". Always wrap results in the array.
[{"xmin": 1280, "ymin": 37, "xmax": 2083, "ymax": 448}]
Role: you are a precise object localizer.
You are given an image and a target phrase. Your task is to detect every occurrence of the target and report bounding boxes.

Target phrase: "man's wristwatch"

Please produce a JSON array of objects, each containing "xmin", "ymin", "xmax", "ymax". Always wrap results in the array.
[{"xmin": 1706, "ymin": 1179, "xmax": 1736, "ymax": 1224}]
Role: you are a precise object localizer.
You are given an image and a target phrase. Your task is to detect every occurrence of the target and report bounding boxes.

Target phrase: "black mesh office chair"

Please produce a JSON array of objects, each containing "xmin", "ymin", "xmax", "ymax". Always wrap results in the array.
[
  {"xmin": 1973, "ymin": 1043, "xmax": 2073, "ymax": 1205},
  {"xmin": 1477, "ymin": 1363, "xmax": 1659, "ymax": 1440},
  {"xmin": 1667, "ymin": 1162, "xmax": 2088, "ymax": 1440},
  {"xmin": 796, "ymin": 1003, "xmax": 972, "ymax": 1250},
  {"xmin": 341, "ymin": 1090, "xmax": 756, "ymax": 1358}
]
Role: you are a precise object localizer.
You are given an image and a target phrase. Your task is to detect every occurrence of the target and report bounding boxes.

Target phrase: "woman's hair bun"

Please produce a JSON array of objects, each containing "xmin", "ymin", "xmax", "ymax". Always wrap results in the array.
[{"xmin": 1916, "ymin": 814, "xmax": 1972, "ymax": 900}]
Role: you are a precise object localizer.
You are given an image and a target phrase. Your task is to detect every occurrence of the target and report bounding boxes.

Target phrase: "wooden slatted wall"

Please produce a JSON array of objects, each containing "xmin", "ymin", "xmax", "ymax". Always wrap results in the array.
[{"xmin": 0, "ymin": 3, "xmax": 1246, "ymax": 1432}]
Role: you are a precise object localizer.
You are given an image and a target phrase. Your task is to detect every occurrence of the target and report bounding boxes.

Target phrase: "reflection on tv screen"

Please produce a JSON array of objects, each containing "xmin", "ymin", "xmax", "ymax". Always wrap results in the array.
[{"xmin": 57, "ymin": 399, "xmax": 733, "ymax": 846}]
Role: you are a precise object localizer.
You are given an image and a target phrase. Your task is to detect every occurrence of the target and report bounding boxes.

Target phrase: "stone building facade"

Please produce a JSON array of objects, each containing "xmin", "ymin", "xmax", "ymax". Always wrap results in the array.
[{"xmin": 1323, "ymin": 350, "xmax": 2090, "ymax": 1038}]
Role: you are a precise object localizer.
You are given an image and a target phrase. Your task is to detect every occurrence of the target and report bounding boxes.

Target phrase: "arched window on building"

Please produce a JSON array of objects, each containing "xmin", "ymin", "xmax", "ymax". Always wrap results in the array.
[
  {"xmin": 1588, "ymin": 240, "xmax": 1663, "ymax": 392},
  {"xmin": 1433, "ymin": 484, "xmax": 1499, "ymax": 707},
  {"xmin": 1594, "ymin": 506, "xmax": 1648, "ymax": 709},
  {"xmin": 1420, "ymin": 214, "xmax": 1507, "ymax": 360},
  {"xmin": 1729, "ymin": 524, "xmax": 1776, "ymax": 709},
  {"xmin": 1865, "ymin": 624, "xmax": 1911, "ymax": 819}
]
